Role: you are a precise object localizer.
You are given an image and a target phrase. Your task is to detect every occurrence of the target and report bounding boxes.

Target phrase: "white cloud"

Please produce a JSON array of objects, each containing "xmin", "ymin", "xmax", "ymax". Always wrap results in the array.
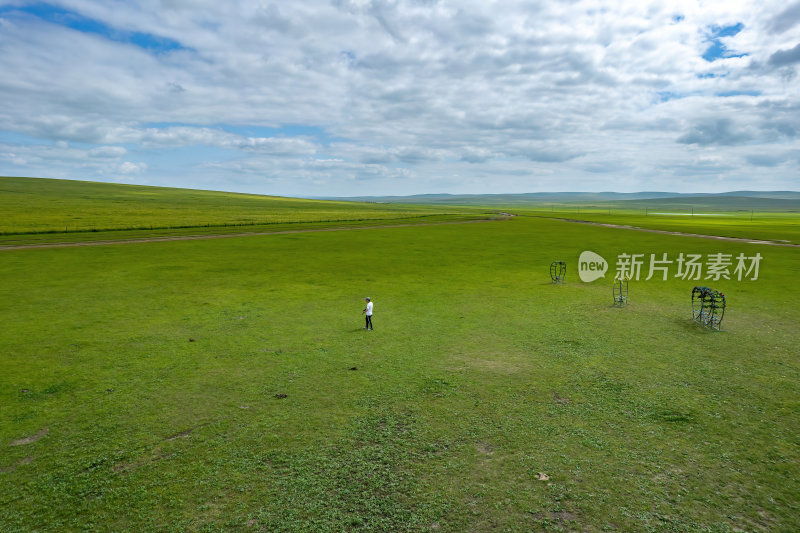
[
  {"xmin": 89, "ymin": 146, "xmax": 128, "ymax": 158},
  {"xmin": 0, "ymin": 0, "xmax": 798, "ymax": 195},
  {"xmin": 232, "ymin": 136, "xmax": 319, "ymax": 156},
  {"xmin": 118, "ymin": 161, "xmax": 147, "ymax": 174}
]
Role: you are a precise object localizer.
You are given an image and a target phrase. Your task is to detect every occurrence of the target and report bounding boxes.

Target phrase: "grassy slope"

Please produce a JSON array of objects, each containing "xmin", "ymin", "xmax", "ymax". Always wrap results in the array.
[
  {"xmin": 0, "ymin": 177, "xmax": 482, "ymax": 235},
  {"xmin": 1, "ymin": 216, "xmax": 798, "ymax": 532}
]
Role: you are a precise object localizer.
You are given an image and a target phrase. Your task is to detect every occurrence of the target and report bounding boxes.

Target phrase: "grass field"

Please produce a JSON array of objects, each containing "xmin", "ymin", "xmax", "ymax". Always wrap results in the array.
[
  {"xmin": 515, "ymin": 207, "xmax": 800, "ymax": 245},
  {"xmin": 1, "ymin": 180, "xmax": 799, "ymax": 531},
  {"xmin": 341, "ymin": 192, "xmax": 800, "ymax": 245}
]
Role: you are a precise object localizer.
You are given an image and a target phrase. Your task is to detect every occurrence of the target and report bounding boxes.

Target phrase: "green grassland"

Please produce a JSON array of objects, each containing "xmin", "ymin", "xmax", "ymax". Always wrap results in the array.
[
  {"xmin": 515, "ymin": 206, "xmax": 800, "ymax": 245},
  {"xmin": 485, "ymin": 197, "xmax": 800, "ymax": 245},
  {"xmin": 2, "ymin": 190, "xmax": 799, "ymax": 532},
  {"xmin": 462, "ymin": 196, "xmax": 800, "ymax": 245},
  {"xmin": 0, "ymin": 177, "xmax": 485, "ymax": 237},
  {"xmin": 339, "ymin": 192, "xmax": 800, "ymax": 244}
]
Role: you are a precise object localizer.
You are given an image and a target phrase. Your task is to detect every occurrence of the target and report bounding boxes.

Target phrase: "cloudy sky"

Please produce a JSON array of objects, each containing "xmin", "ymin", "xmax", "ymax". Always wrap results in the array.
[{"xmin": 0, "ymin": 0, "xmax": 798, "ymax": 197}]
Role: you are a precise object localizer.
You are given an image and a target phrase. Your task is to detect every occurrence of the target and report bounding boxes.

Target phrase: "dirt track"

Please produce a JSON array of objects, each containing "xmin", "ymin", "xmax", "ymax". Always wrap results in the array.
[
  {"xmin": 1, "ymin": 215, "xmax": 797, "ymax": 251},
  {"xmin": 523, "ymin": 215, "xmax": 800, "ymax": 247},
  {"xmin": 0, "ymin": 219, "xmax": 494, "ymax": 251}
]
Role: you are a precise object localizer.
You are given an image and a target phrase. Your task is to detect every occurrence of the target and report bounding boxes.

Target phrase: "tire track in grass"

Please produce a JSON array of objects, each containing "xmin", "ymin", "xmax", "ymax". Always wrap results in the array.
[
  {"xmin": 519, "ymin": 215, "xmax": 800, "ymax": 247},
  {"xmin": 0, "ymin": 219, "xmax": 498, "ymax": 251}
]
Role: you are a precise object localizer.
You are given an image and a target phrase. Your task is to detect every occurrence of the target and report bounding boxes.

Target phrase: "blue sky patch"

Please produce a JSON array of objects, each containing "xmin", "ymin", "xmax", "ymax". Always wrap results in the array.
[
  {"xmin": 716, "ymin": 90, "xmax": 761, "ymax": 97},
  {"xmin": 657, "ymin": 91, "xmax": 687, "ymax": 103},
  {"xmin": 702, "ymin": 23, "xmax": 747, "ymax": 62},
  {"xmin": 142, "ymin": 123, "xmax": 341, "ymax": 146},
  {"xmin": 220, "ymin": 124, "xmax": 339, "ymax": 145},
  {"xmin": 0, "ymin": 130, "xmax": 50, "ymax": 146},
  {"xmin": 0, "ymin": 3, "xmax": 185, "ymax": 53}
]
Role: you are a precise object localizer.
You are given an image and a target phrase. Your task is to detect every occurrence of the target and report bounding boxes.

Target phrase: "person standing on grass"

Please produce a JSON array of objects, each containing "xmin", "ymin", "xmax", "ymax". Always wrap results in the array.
[{"xmin": 362, "ymin": 297, "xmax": 373, "ymax": 330}]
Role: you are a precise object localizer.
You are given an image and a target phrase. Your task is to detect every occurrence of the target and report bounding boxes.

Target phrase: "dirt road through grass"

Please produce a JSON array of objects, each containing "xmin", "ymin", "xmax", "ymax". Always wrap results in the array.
[
  {"xmin": 0, "ymin": 219, "xmax": 496, "ymax": 251},
  {"xmin": 521, "ymin": 215, "xmax": 800, "ymax": 247}
]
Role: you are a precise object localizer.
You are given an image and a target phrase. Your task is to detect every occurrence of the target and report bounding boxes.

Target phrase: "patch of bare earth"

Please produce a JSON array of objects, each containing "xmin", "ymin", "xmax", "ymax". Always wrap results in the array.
[
  {"xmin": 0, "ymin": 456, "xmax": 34, "ymax": 474},
  {"xmin": 476, "ymin": 442, "xmax": 494, "ymax": 456},
  {"xmin": 9, "ymin": 428, "xmax": 48, "ymax": 446},
  {"xmin": 165, "ymin": 429, "xmax": 194, "ymax": 441}
]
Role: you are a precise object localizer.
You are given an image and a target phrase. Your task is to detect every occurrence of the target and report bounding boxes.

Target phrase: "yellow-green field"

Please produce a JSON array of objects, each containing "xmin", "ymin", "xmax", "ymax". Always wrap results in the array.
[{"xmin": 0, "ymin": 177, "xmax": 485, "ymax": 235}]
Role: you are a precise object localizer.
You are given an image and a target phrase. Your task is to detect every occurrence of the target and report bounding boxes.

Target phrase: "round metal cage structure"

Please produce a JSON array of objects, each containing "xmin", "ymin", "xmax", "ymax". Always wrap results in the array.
[
  {"xmin": 613, "ymin": 276, "xmax": 629, "ymax": 307},
  {"xmin": 550, "ymin": 261, "xmax": 566, "ymax": 284},
  {"xmin": 691, "ymin": 286, "xmax": 726, "ymax": 330}
]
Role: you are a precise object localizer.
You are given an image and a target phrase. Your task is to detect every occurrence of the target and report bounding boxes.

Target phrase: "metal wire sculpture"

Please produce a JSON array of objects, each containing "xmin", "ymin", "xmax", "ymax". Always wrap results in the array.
[
  {"xmin": 550, "ymin": 261, "xmax": 566, "ymax": 284},
  {"xmin": 692, "ymin": 286, "xmax": 726, "ymax": 330},
  {"xmin": 613, "ymin": 276, "xmax": 629, "ymax": 307}
]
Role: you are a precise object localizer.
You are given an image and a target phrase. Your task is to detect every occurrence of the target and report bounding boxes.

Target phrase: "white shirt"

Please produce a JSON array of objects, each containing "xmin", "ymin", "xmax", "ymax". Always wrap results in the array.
[{"xmin": 365, "ymin": 301, "xmax": 373, "ymax": 316}]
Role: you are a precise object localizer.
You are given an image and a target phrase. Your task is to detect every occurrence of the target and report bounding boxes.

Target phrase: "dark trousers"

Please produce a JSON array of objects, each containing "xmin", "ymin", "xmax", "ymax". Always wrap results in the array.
[{"xmin": 365, "ymin": 315, "xmax": 373, "ymax": 330}]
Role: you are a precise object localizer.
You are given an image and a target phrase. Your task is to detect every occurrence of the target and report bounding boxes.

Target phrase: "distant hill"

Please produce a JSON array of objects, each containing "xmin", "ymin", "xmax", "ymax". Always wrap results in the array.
[
  {"xmin": 708, "ymin": 191, "xmax": 800, "ymax": 199},
  {"xmin": 326, "ymin": 191, "xmax": 800, "ymax": 208},
  {"xmin": 325, "ymin": 192, "xmax": 679, "ymax": 204},
  {"xmin": 631, "ymin": 195, "xmax": 800, "ymax": 210}
]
